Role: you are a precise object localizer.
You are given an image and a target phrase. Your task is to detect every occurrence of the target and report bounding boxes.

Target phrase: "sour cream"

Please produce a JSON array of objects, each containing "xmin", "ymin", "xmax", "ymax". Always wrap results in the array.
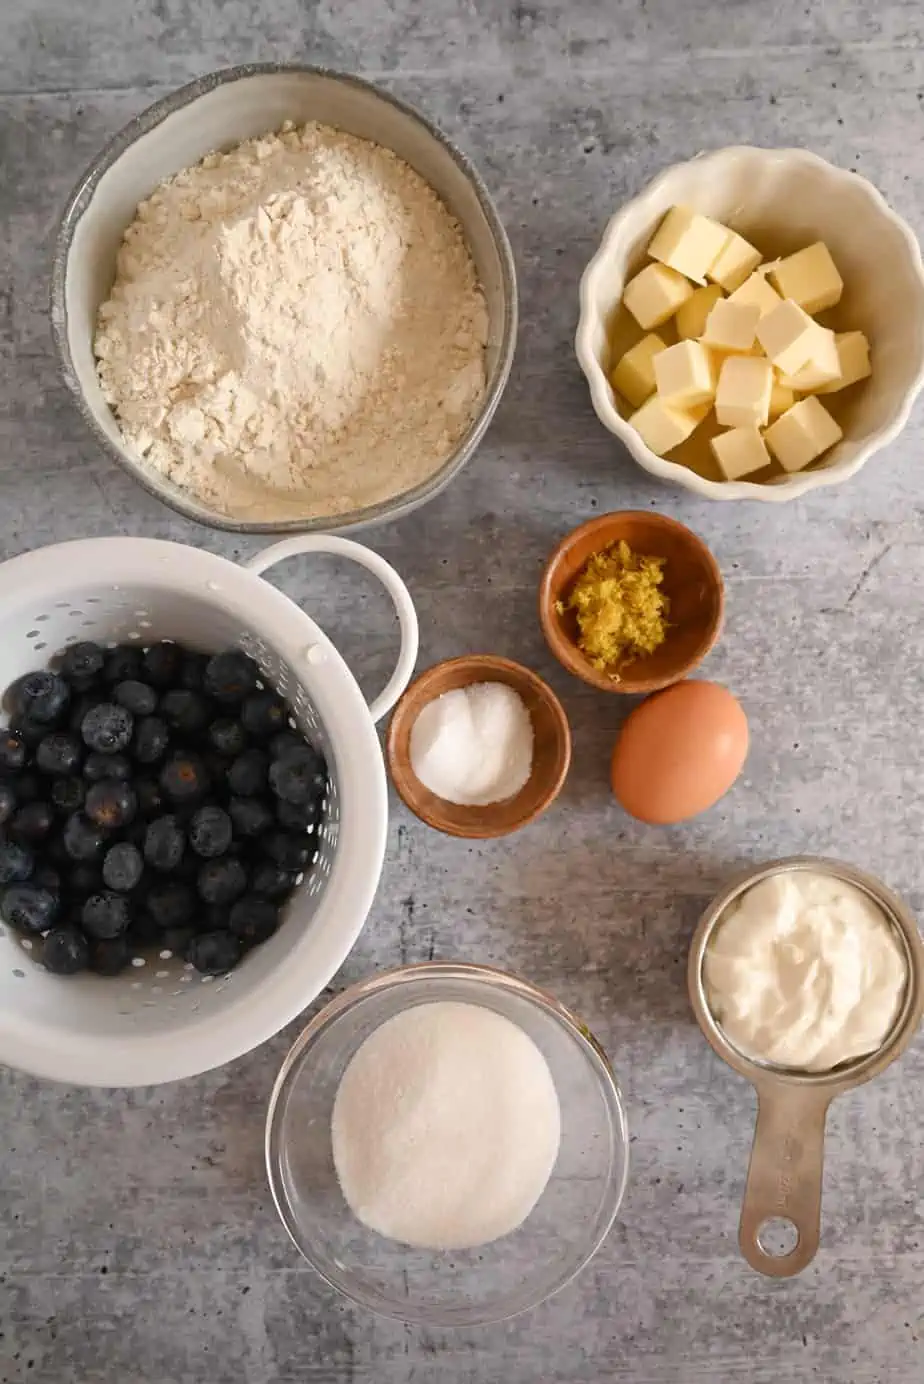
[{"xmin": 703, "ymin": 870, "xmax": 908, "ymax": 1072}]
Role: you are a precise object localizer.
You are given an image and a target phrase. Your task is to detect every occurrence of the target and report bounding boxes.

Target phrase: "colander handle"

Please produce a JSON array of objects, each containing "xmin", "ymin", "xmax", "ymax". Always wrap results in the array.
[{"xmin": 244, "ymin": 536, "xmax": 419, "ymax": 723}]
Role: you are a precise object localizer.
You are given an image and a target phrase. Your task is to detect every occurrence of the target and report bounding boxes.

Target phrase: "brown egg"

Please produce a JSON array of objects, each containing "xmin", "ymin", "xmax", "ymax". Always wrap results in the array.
[{"xmin": 611, "ymin": 679, "xmax": 748, "ymax": 824}]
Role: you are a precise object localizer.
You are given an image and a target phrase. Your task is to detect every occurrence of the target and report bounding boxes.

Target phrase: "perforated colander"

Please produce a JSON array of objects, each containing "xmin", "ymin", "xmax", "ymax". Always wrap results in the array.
[{"xmin": 0, "ymin": 534, "xmax": 418, "ymax": 1087}]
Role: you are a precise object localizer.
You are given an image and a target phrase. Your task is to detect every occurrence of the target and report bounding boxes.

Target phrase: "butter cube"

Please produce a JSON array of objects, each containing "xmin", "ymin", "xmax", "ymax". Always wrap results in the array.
[
  {"xmin": 701, "ymin": 298, "xmax": 761, "ymax": 354},
  {"xmin": 623, "ymin": 263, "xmax": 694, "ymax": 329},
  {"xmin": 819, "ymin": 331, "xmax": 872, "ymax": 393},
  {"xmin": 647, "ymin": 206, "xmax": 731, "ymax": 285},
  {"xmin": 653, "ymin": 340, "xmax": 718, "ymax": 408},
  {"xmin": 763, "ymin": 396, "xmax": 843, "ymax": 473},
  {"xmin": 707, "ymin": 231, "xmax": 763, "ymax": 293},
  {"xmin": 777, "ymin": 327, "xmax": 841, "ymax": 393},
  {"xmin": 675, "ymin": 284, "xmax": 725, "ymax": 340},
  {"xmin": 768, "ymin": 379, "xmax": 796, "ymax": 418},
  {"xmin": 609, "ymin": 333, "xmax": 668, "ymax": 408},
  {"xmin": 710, "ymin": 426, "xmax": 772, "ymax": 481},
  {"xmin": 755, "ymin": 299, "xmax": 821, "ymax": 376},
  {"xmin": 729, "ymin": 271, "xmax": 781, "ymax": 318},
  {"xmin": 714, "ymin": 355, "xmax": 774, "ymax": 429},
  {"xmin": 629, "ymin": 395, "xmax": 704, "ymax": 456},
  {"xmin": 769, "ymin": 242, "xmax": 843, "ymax": 314}
]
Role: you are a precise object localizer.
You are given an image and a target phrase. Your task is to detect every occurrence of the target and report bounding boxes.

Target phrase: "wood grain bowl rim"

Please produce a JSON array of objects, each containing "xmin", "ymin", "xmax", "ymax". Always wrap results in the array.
[
  {"xmin": 385, "ymin": 654, "xmax": 572, "ymax": 839},
  {"xmin": 538, "ymin": 510, "xmax": 725, "ymax": 695}
]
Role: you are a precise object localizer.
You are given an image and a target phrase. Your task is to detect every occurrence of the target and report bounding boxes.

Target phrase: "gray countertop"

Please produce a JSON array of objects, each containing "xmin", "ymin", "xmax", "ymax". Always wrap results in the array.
[{"xmin": 2, "ymin": 2, "xmax": 923, "ymax": 1380}]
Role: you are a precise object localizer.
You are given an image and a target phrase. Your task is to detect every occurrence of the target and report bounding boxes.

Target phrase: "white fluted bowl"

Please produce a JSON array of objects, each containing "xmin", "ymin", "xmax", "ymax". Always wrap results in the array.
[{"xmin": 576, "ymin": 146, "xmax": 924, "ymax": 502}]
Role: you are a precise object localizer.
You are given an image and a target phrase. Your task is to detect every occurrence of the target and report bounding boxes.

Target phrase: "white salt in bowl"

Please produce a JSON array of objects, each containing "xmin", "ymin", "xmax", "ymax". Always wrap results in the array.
[
  {"xmin": 576, "ymin": 146, "xmax": 924, "ymax": 501},
  {"xmin": 265, "ymin": 963, "xmax": 628, "ymax": 1326}
]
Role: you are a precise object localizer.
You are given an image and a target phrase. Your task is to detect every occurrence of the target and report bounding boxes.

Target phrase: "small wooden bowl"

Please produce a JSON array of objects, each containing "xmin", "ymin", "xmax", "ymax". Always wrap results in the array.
[
  {"xmin": 386, "ymin": 655, "xmax": 572, "ymax": 839},
  {"xmin": 539, "ymin": 511, "xmax": 724, "ymax": 695}
]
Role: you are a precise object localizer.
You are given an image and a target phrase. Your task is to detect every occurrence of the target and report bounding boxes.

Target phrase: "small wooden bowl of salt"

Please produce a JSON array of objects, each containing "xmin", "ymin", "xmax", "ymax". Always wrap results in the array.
[{"xmin": 386, "ymin": 655, "xmax": 572, "ymax": 838}]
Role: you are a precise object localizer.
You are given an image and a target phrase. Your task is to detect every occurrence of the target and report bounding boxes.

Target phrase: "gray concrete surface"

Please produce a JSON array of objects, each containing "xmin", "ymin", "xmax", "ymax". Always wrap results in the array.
[{"xmin": 2, "ymin": 2, "xmax": 923, "ymax": 1380}]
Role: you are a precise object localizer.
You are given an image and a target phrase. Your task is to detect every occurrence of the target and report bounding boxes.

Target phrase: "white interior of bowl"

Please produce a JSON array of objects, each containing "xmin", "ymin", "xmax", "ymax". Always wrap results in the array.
[{"xmin": 576, "ymin": 146, "xmax": 924, "ymax": 502}]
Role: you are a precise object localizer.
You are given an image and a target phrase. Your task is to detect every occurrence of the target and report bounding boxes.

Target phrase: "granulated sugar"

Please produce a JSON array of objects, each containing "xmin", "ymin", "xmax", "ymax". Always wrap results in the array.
[{"xmin": 409, "ymin": 681, "xmax": 534, "ymax": 805}]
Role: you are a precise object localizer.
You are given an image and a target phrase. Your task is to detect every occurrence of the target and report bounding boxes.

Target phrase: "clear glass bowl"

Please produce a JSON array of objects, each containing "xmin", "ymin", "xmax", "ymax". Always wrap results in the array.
[{"xmin": 265, "ymin": 963, "xmax": 629, "ymax": 1326}]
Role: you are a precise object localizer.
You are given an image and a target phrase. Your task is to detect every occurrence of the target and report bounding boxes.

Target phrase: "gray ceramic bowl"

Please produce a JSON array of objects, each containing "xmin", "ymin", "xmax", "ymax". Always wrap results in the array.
[{"xmin": 51, "ymin": 64, "xmax": 517, "ymax": 534}]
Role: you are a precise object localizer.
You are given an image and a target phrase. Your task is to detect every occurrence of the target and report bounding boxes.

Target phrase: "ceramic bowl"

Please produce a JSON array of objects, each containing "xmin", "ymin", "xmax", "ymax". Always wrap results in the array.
[
  {"xmin": 575, "ymin": 146, "xmax": 924, "ymax": 502},
  {"xmin": 385, "ymin": 655, "xmax": 571, "ymax": 838},
  {"xmin": 539, "ymin": 511, "xmax": 724, "ymax": 693},
  {"xmin": 51, "ymin": 64, "xmax": 517, "ymax": 534}
]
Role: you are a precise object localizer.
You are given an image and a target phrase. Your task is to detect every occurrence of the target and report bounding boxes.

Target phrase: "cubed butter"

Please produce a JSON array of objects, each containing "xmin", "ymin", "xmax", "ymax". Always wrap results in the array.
[
  {"xmin": 647, "ymin": 206, "xmax": 731, "ymax": 284},
  {"xmin": 623, "ymin": 263, "xmax": 695, "ymax": 329},
  {"xmin": 769, "ymin": 242, "xmax": 843, "ymax": 314},
  {"xmin": 653, "ymin": 340, "xmax": 718, "ymax": 408},
  {"xmin": 777, "ymin": 326, "xmax": 841, "ymax": 392},
  {"xmin": 676, "ymin": 284, "xmax": 725, "ymax": 340},
  {"xmin": 609, "ymin": 333, "xmax": 668, "ymax": 408},
  {"xmin": 629, "ymin": 395, "xmax": 704, "ymax": 456},
  {"xmin": 714, "ymin": 355, "xmax": 774, "ymax": 429},
  {"xmin": 768, "ymin": 379, "xmax": 796, "ymax": 419},
  {"xmin": 729, "ymin": 271, "xmax": 781, "ymax": 318},
  {"xmin": 707, "ymin": 231, "xmax": 763, "ymax": 293},
  {"xmin": 710, "ymin": 426, "xmax": 772, "ymax": 481},
  {"xmin": 819, "ymin": 331, "xmax": 872, "ymax": 393},
  {"xmin": 755, "ymin": 299, "xmax": 821, "ymax": 376},
  {"xmin": 701, "ymin": 298, "xmax": 761, "ymax": 354},
  {"xmin": 763, "ymin": 396, "xmax": 843, "ymax": 473}
]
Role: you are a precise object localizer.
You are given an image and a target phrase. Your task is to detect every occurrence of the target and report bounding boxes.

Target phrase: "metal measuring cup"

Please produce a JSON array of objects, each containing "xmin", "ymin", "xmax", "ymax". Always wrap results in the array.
[{"xmin": 688, "ymin": 856, "xmax": 924, "ymax": 1278}]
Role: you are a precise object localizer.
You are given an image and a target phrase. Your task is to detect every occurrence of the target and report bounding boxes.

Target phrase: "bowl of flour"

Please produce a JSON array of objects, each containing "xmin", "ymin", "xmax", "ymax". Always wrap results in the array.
[
  {"xmin": 265, "ymin": 962, "xmax": 629, "ymax": 1327},
  {"xmin": 51, "ymin": 65, "xmax": 517, "ymax": 532}
]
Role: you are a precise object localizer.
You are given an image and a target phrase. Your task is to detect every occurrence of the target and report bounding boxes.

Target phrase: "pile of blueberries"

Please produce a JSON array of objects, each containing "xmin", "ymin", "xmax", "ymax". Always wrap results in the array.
[{"xmin": 0, "ymin": 642, "xmax": 327, "ymax": 977}]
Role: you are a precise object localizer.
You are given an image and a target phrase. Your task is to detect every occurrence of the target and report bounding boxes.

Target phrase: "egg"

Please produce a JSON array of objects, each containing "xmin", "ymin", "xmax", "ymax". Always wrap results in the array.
[{"xmin": 611, "ymin": 679, "xmax": 748, "ymax": 824}]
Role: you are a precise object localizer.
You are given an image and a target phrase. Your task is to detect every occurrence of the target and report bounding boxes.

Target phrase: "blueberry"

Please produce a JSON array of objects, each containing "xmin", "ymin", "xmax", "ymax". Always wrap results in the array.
[
  {"xmin": 160, "ymin": 689, "xmax": 212, "ymax": 735},
  {"xmin": 207, "ymin": 718, "xmax": 248, "ymax": 758},
  {"xmin": 8, "ymin": 671, "xmax": 70, "ymax": 725},
  {"xmin": 63, "ymin": 812, "xmax": 106, "ymax": 862},
  {"xmin": 197, "ymin": 857, "xmax": 247, "ymax": 906},
  {"xmin": 68, "ymin": 691, "xmax": 105, "ymax": 735},
  {"xmin": 189, "ymin": 805, "xmax": 232, "ymax": 859},
  {"xmin": 81, "ymin": 703, "xmax": 133, "ymax": 755},
  {"xmin": 160, "ymin": 925, "xmax": 195, "ymax": 959},
  {"xmin": 229, "ymin": 796, "xmax": 274, "ymax": 838},
  {"xmin": 133, "ymin": 716, "xmax": 170, "ymax": 765},
  {"xmin": 204, "ymin": 651, "xmax": 259, "ymax": 704},
  {"xmin": 188, "ymin": 930, "xmax": 242, "ymax": 975},
  {"xmin": 67, "ymin": 862, "xmax": 103, "ymax": 897},
  {"xmin": 32, "ymin": 862, "xmax": 62, "ymax": 895},
  {"xmin": 83, "ymin": 751, "xmax": 132, "ymax": 783},
  {"xmin": 9, "ymin": 801, "xmax": 55, "ymax": 847},
  {"xmin": 135, "ymin": 776, "xmax": 165, "ymax": 818},
  {"xmin": 36, "ymin": 731, "xmax": 83, "ymax": 777},
  {"xmin": 43, "ymin": 926, "xmax": 89, "ymax": 974},
  {"xmin": 276, "ymin": 798, "xmax": 322, "ymax": 833},
  {"xmin": 0, "ymin": 729, "xmax": 27, "ymax": 773},
  {"xmin": 229, "ymin": 895, "xmax": 280, "ymax": 946},
  {"xmin": 127, "ymin": 910, "xmax": 162, "ymax": 949},
  {"xmin": 10, "ymin": 715, "xmax": 48, "ymax": 748},
  {"xmin": 268, "ymin": 746, "xmax": 326, "ymax": 806},
  {"xmin": 13, "ymin": 770, "xmax": 43, "ymax": 803},
  {"xmin": 160, "ymin": 753, "xmax": 209, "ymax": 804},
  {"xmin": 146, "ymin": 880, "xmax": 195, "ymax": 929},
  {"xmin": 85, "ymin": 780, "xmax": 137, "ymax": 830},
  {"xmin": 1, "ymin": 883, "xmax": 57, "ymax": 933},
  {"xmin": 241, "ymin": 692, "xmax": 288, "ymax": 740},
  {"xmin": 102, "ymin": 841, "xmax": 144, "ymax": 893},
  {"xmin": 143, "ymin": 642, "xmax": 183, "ymax": 688},
  {"xmin": 81, "ymin": 891, "xmax": 131, "ymax": 940},
  {"xmin": 261, "ymin": 830, "xmax": 313, "ymax": 872},
  {"xmin": 61, "ymin": 641, "xmax": 105, "ymax": 684},
  {"xmin": 51, "ymin": 776, "xmax": 86, "ymax": 816},
  {"xmin": 103, "ymin": 645, "xmax": 144, "ymax": 684},
  {"xmin": 180, "ymin": 651, "xmax": 209, "ymax": 691},
  {"xmin": 251, "ymin": 862, "xmax": 296, "ymax": 901},
  {"xmin": 269, "ymin": 730, "xmax": 305, "ymax": 760},
  {"xmin": 144, "ymin": 815, "xmax": 185, "ymax": 873},
  {"xmin": 0, "ymin": 839, "xmax": 33, "ymax": 883},
  {"xmin": 0, "ymin": 781, "xmax": 16, "ymax": 826},
  {"xmin": 113, "ymin": 680, "xmax": 157, "ymax": 716},
  {"xmin": 90, "ymin": 935, "xmax": 132, "ymax": 976},
  {"xmin": 227, "ymin": 749, "xmax": 269, "ymax": 798}
]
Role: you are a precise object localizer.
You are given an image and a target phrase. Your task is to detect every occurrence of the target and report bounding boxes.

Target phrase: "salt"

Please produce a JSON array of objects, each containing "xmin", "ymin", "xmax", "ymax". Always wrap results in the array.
[{"xmin": 409, "ymin": 681, "xmax": 534, "ymax": 805}]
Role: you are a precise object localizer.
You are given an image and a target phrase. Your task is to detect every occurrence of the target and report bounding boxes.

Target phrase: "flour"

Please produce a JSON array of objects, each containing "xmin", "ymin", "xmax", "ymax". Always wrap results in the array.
[{"xmin": 94, "ymin": 122, "xmax": 488, "ymax": 521}]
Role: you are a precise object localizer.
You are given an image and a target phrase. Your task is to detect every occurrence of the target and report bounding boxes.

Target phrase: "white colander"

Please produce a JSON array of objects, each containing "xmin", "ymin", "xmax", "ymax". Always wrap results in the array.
[{"xmin": 0, "ymin": 533, "xmax": 418, "ymax": 1087}]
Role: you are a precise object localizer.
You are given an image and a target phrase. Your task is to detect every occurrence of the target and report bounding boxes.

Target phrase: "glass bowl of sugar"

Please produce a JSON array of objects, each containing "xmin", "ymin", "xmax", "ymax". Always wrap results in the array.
[{"xmin": 265, "ymin": 962, "xmax": 629, "ymax": 1326}]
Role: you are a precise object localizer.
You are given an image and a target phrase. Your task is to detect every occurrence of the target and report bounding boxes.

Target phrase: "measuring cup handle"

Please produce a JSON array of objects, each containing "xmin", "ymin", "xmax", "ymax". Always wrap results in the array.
[
  {"xmin": 244, "ymin": 536, "xmax": 419, "ymax": 723},
  {"xmin": 739, "ymin": 1085, "xmax": 832, "ymax": 1278}
]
